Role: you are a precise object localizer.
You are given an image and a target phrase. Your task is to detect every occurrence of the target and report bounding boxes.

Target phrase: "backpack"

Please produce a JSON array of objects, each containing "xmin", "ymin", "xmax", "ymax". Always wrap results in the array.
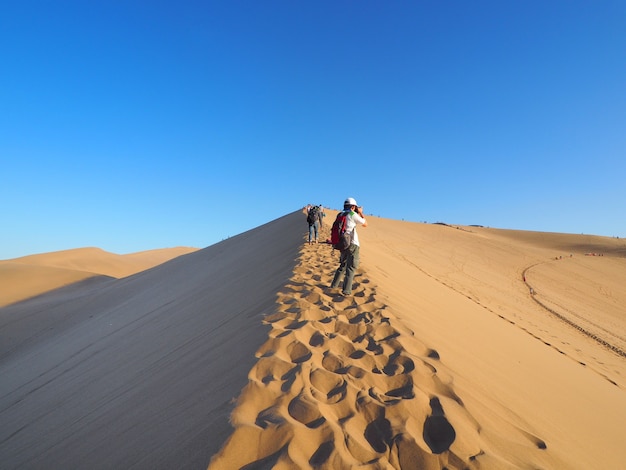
[
  {"xmin": 307, "ymin": 206, "xmax": 319, "ymax": 224},
  {"xmin": 330, "ymin": 211, "xmax": 351, "ymax": 251}
]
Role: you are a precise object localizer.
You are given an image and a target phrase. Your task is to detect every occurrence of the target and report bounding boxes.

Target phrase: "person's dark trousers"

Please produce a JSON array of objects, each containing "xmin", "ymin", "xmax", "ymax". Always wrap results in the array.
[
  {"xmin": 308, "ymin": 221, "xmax": 319, "ymax": 242},
  {"xmin": 330, "ymin": 244, "xmax": 360, "ymax": 294}
]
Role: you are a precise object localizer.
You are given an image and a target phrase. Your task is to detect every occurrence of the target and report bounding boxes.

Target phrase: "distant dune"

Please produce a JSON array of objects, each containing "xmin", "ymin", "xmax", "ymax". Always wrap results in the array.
[
  {"xmin": 1, "ymin": 211, "xmax": 625, "ymax": 469},
  {"xmin": 0, "ymin": 246, "xmax": 198, "ymax": 307}
]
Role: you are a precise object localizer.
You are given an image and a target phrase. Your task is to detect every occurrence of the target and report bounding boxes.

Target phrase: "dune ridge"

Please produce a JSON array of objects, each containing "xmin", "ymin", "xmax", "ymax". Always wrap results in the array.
[
  {"xmin": 0, "ymin": 213, "xmax": 304, "ymax": 470},
  {"xmin": 2, "ymin": 210, "xmax": 625, "ymax": 469},
  {"xmin": 0, "ymin": 246, "xmax": 198, "ymax": 307},
  {"xmin": 210, "ymin": 214, "xmax": 626, "ymax": 469},
  {"xmin": 208, "ymin": 223, "xmax": 560, "ymax": 469}
]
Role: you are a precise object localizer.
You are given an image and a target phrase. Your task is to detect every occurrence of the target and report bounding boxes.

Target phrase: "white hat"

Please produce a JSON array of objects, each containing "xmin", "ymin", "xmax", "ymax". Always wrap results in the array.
[{"xmin": 344, "ymin": 197, "xmax": 358, "ymax": 206}]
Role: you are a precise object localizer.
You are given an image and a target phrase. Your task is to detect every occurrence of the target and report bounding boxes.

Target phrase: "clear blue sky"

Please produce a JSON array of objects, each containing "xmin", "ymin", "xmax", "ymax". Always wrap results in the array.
[{"xmin": 2, "ymin": 1, "xmax": 624, "ymax": 259}]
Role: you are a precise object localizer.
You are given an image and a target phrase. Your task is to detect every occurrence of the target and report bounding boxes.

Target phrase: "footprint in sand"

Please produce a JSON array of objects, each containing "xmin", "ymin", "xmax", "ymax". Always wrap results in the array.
[
  {"xmin": 302, "ymin": 290, "xmax": 324, "ymax": 304},
  {"xmin": 426, "ymin": 348, "xmax": 440, "ymax": 360},
  {"xmin": 368, "ymin": 374, "xmax": 415, "ymax": 404},
  {"xmin": 251, "ymin": 356, "xmax": 293, "ymax": 386},
  {"xmin": 365, "ymin": 336, "xmax": 384, "ymax": 355},
  {"xmin": 288, "ymin": 393, "xmax": 326, "ymax": 429},
  {"xmin": 347, "ymin": 311, "xmax": 373, "ymax": 324},
  {"xmin": 321, "ymin": 352, "xmax": 351, "ymax": 374},
  {"xmin": 262, "ymin": 311, "xmax": 290, "ymax": 324},
  {"xmin": 287, "ymin": 340, "xmax": 312, "ymax": 363},
  {"xmin": 255, "ymin": 405, "xmax": 285, "ymax": 429},
  {"xmin": 349, "ymin": 349, "xmax": 367, "ymax": 360},
  {"xmin": 334, "ymin": 319, "xmax": 368, "ymax": 342},
  {"xmin": 372, "ymin": 323, "xmax": 400, "ymax": 342},
  {"xmin": 423, "ymin": 396, "xmax": 456, "ymax": 454},
  {"xmin": 382, "ymin": 354, "xmax": 415, "ymax": 376},
  {"xmin": 310, "ymin": 367, "xmax": 348, "ymax": 404},
  {"xmin": 285, "ymin": 319, "xmax": 308, "ymax": 330},
  {"xmin": 308, "ymin": 440, "xmax": 335, "ymax": 466},
  {"xmin": 309, "ymin": 331, "xmax": 325, "ymax": 347},
  {"xmin": 212, "ymin": 230, "xmax": 485, "ymax": 469},
  {"xmin": 280, "ymin": 364, "xmax": 300, "ymax": 392},
  {"xmin": 364, "ymin": 414, "xmax": 394, "ymax": 453}
]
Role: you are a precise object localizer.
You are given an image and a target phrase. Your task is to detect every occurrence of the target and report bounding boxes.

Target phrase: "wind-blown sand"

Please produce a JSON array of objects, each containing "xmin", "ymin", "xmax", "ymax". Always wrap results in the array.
[{"xmin": 1, "ymin": 211, "xmax": 625, "ymax": 469}]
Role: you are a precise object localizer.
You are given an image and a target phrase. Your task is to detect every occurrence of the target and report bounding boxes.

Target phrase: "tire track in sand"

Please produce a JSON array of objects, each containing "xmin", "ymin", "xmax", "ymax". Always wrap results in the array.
[{"xmin": 208, "ymin": 229, "xmax": 547, "ymax": 469}]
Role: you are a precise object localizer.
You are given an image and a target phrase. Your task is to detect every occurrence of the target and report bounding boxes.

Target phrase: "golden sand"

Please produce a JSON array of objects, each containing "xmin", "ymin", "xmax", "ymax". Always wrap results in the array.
[
  {"xmin": 2, "ymin": 211, "xmax": 625, "ymax": 469},
  {"xmin": 208, "ymin": 214, "xmax": 626, "ymax": 469},
  {"xmin": 0, "ymin": 246, "xmax": 198, "ymax": 307}
]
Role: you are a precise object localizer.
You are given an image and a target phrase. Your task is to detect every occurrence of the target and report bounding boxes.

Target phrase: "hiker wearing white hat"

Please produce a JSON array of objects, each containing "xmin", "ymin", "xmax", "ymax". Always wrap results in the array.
[{"xmin": 330, "ymin": 197, "xmax": 367, "ymax": 295}]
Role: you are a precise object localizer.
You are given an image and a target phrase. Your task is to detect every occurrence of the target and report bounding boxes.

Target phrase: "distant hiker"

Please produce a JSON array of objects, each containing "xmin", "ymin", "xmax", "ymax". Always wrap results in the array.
[
  {"xmin": 307, "ymin": 204, "xmax": 321, "ymax": 244},
  {"xmin": 317, "ymin": 205, "xmax": 326, "ymax": 228},
  {"xmin": 330, "ymin": 197, "xmax": 367, "ymax": 295}
]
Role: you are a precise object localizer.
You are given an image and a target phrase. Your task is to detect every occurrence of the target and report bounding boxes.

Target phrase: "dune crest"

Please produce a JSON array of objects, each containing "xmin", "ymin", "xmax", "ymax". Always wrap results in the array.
[
  {"xmin": 0, "ymin": 212, "xmax": 305, "ymax": 469},
  {"xmin": 2, "ymin": 211, "xmax": 624, "ymax": 469},
  {"xmin": 208, "ymin": 224, "xmax": 554, "ymax": 469}
]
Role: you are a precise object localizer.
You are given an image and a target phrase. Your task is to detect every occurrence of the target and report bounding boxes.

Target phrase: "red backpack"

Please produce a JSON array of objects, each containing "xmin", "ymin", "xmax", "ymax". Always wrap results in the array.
[{"xmin": 330, "ymin": 211, "xmax": 351, "ymax": 251}]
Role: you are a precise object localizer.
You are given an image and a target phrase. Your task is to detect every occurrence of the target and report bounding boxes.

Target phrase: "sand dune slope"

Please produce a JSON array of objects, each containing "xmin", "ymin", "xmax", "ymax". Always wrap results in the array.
[
  {"xmin": 0, "ymin": 262, "xmax": 107, "ymax": 308},
  {"xmin": 0, "ymin": 246, "xmax": 198, "ymax": 307},
  {"xmin": 2, "ymin": 210, "xmax": 625, "ymax": 469},
  {"xmin": 362, "ymin": 219, "xmax": 626, "ymax": 468},
  {"xmin": 209, "ymin": 215, "xmax": 626, "ymax": 469},
  {"xmin": 0, "ymin": 212, "xmax": 304, "ymax": 470},
  {"xmin": 209, "ymin": 231, "xmax": 489, "ymax": 469}
]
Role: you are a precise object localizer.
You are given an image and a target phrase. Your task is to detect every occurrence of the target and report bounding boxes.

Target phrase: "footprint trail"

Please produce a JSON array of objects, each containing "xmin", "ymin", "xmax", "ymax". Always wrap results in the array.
[{"xmin": 208, "ymin": 229, "xmax": 545, "ymax": 469}]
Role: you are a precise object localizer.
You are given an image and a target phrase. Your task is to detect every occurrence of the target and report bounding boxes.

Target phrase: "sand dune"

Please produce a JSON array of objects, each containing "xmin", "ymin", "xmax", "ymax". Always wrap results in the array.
[
  {"xmin": 209, "ymin": 214, "xmax": 626, "ymax": 469},
  {"xmin": 359, "ymin": 220, "xmax": 626, "ymax": 468},
  {"xmin": 0, "ymin": 215, "xmax": 303, "ymax": 469},
  {"xmin": 1, "ymin": 211, "xmax": 625, "ymax": 469},
  {"xmin": 209, "ymin": 228, "xmax": 488, "ymax": 468},
  {"xmin": 0, "ymin": 246, "xmax": 198, "ymax": 307}
]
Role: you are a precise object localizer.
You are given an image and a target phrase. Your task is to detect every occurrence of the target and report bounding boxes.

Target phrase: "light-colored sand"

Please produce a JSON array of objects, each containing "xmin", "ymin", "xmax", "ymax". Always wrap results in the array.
[
  {"xmin": 1, "ymin": 211, "xmax": 625, "ymax": 469},
  {"xmin": 0, "ymin": 246, "xmax": 198, "ymax": 307},
  {"xmin": 209, "ymin": 213, "xmax": 626, "ymax": 469},
  {"xmin": 360, "ymin": 220, "xmax": 626, "ymax": 468}
]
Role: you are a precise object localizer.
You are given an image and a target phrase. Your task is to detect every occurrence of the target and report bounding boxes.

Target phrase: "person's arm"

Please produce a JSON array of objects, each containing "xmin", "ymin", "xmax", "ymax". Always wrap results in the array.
[{"xmin": 356, "ymin": 207, "xmax": 367, "ymax": 227}]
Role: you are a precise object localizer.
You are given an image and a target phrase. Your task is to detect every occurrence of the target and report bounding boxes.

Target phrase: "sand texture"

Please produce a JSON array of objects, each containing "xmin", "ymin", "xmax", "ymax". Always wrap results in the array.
[
  {"xmin": 1, "ymin": 210, "xmax": 625, "ymax": 469},
  {"xmin": 209, "ymin": 214, "xmax": 626, "ymax": 469},
  {"xmin": 0, "ymin": 214, "xmax": 303, "ymax": 469},
  {"xmin": 209, "ymin": 231, "xmax": 487, "ymax": 468}
]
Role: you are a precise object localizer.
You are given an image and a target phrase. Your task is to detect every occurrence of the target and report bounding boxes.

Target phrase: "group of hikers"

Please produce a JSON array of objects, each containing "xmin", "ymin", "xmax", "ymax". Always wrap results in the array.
[{"xmin": 305, "ymin": 197, "xmax": 368, "ymax": 296}]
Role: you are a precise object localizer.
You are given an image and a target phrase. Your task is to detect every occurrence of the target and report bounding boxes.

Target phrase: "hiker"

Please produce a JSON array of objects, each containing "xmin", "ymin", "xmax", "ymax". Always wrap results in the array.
[
  {"xmin": 306, "ymin": 204, "xmax": 321, "ymax": 244},
  {"xmin": 330, "ymin": 197, "xmax": 367, "ymax": 295},
  {"xmin": 317, "ymin": 205, "xmax": 326, "ymax": 228}
]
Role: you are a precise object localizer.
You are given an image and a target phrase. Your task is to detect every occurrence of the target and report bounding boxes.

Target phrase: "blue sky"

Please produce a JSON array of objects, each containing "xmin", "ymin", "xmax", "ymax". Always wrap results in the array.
[{"xmin": 2, "ymin": 1, "xmax": 625, "ymax": 259}]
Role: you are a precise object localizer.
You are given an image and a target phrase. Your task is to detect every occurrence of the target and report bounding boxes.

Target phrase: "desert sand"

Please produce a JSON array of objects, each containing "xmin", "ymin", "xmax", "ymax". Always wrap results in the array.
[
  {"xmin": 1, "ymin": 211, "xmax": 625, "ymax": 469},
  {"xmin": 0, "ymin": 246, "xmax": 198, "ymax": 307}
]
